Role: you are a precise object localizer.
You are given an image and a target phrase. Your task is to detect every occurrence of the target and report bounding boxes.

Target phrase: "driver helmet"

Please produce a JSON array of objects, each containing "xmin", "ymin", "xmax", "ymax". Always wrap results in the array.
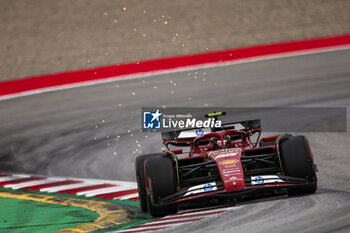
[
  {"xmin": 210, "ymin": 137, "xmax": 221, "ymax": 150},
  {"xmin": 224, "ymin": 135, "xmax": 232, "ymax": 148}
]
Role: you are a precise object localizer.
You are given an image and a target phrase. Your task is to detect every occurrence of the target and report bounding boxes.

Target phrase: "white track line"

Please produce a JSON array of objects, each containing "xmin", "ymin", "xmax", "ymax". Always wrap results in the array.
[
  {"xmin": 76, "ymin": 185, "xmax": 121, "ymax": 196},
  {"xmin": 0, "ymin": 175, "xmax": 29, "ymax": 182},
  {"xmin": 83, "ymin": 186, "xmax": 134, "ymax": 197},
  {"xmin": 40, "ymin": 182, "xmax": 95, "ymax": 193},
  {"xmin": 1, "ymin": 45, "xmax": 349, "ymax": 102},
  {"xmin": 117, "ymin": 192, "xmax": 139, "ymax": 200},
  {"xmin": 4, "ymin": 178, "xmax": 64, "ymax": 189},
  {"xmin": 63, "ymin": 177, "xmax": 137, "ymax": 188}
]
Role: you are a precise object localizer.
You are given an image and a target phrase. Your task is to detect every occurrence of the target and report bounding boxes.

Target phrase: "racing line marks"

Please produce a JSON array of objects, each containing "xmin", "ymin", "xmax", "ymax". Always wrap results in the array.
[
  {"xmin": 115, "ymin": 206, "xmax": 237, "ymax": 233},
  {"xmin": 0, "ymin": 173, "xmax": 237, "ymax": 232}
]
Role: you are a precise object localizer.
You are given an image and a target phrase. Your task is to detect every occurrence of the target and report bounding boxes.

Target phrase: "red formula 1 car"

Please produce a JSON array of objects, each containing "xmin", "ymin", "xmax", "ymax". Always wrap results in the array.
[{"xmin": 135, "ymin": 112, "xmax": 318, "ymax": 217}]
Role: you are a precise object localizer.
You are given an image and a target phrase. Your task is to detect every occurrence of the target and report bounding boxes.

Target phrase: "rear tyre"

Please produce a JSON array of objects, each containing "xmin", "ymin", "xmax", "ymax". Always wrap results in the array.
[
  {"xmin": 145, "ymin": 154, "xmax": 178, "ymax": 217},
  {"xmin": 135, "ymin": 153, "xmax": 161, "ymax": 212},
  {"xmin": 279, "ymin": 135, "xmax": 317, "ymax": 196}
]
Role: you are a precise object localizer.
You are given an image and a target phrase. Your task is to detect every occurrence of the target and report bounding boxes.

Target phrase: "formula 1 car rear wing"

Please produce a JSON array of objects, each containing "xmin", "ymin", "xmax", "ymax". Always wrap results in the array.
[{"xmin": 162, "ymin": 118, "xmax": 261, "ymax": 147}]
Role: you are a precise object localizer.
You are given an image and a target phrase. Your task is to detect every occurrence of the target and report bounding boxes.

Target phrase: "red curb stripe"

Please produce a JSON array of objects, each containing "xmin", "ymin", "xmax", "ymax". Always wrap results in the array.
[
  {"xmin": 21, "ymin": 179, "xmax": 83, "ymax": 191},
  {"xmin": 95, "ymin": 188, "xmax": 138, "ymax": 200},
  {"xmin": 119, "ymin": 226, "xmax": 167, "ymax": 233},
  {"xmin": 0, "ymin": 34, "xmax": 349, "ymax": 97},
  {"xmin": 0, "ymin": 176, "xmax": 45, "ymax": 186},
  {"xmin": 129, "ymin": 196, "xmax": 140, "ymax": 201},
  {"xmin": 58, "ymin": 183, "xmax": 116, "ymax": 194}
]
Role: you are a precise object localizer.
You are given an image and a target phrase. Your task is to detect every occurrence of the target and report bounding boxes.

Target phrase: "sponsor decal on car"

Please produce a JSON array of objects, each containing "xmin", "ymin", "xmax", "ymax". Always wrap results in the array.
[
  {"xmin": 203, "ymin": 183, "xmax": 214, "ymax": 191},
  {"xmin": 184, "ymin": 182, "xmax": 217, "ymax": 196},
  {"xmin": 222, "ymin": 159, "xmax": 238, "ymax": 165},
  {"xmin": 251, "ymin": 175, "xmax": 284, "ymax": 185},
  {"xmin": 209, "ymin": 148, "xmax": 242, "ymax": 160},
  {"xmin": 195, "ymin": 129, "xmax": 204, "ymax": 136}
]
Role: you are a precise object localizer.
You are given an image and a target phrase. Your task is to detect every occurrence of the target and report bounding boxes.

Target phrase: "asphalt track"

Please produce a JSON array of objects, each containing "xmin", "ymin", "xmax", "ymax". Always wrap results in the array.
[{"xmin": 1, "ymin": 49, "xmax": 350, "ymax": 232}]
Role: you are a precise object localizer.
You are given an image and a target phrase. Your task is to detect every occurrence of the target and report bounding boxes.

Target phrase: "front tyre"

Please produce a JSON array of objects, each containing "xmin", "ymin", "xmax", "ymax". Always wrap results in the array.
[
  {"xmin": 135, "ymin": 153, "xmax": 161, "ymax": 212},
  {"xmin": 279, "ymin": 135, "xmax": 317, "ymax": 196},
  {"xmin": 145, "ymin": 154, "xmax": 178, "ymax": 217}
]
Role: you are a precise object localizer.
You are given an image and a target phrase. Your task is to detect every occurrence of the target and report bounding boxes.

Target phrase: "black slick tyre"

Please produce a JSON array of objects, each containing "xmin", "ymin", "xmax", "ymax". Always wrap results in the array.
[
  {"xmin": 279, "ymin": 135, "xmax": 317, "ymax": 196},
  {"xmin": 135, "ymin": 153, "xmax": 161, "ymax": 212},
  {"xmin": 145, "ymin": 154, "xmax": 178, "ymax": 217}
]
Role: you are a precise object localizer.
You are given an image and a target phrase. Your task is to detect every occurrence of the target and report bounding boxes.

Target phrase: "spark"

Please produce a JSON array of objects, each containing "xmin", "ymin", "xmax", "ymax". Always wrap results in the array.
[
  {"xmin": 134, "ymin": 28, "xmax": 137, "ymax": 31},
  {"xmin": 154, "ymin": 85, "xmax": 157, "ymax": 89},
  {"xmin": 94, "ymin": 137, "xmax": 97, "ymax": 140},
  {"xmin": 202, "ymin": 78, "xmax": 206, "ymax": 81},
  {"xmin": 171, "ymin": 90, "xmax": 174, "ymax": 94},
  {"xmin": 116, "ymin": 84, "xmax": 119, "ymax": 87},
  {"xmin": 87, "ymin": 59, "xmax": 90, "ymax": 63},
  {"xmin": 142, "ymin": 33, "xmax": 146, "ymax": 37},
  {"xmin": 104, "ymin": 12, "xmax": 108, "ymax": 15},
  {"xmin": 114, "ymin": 19, "xmax": 118, "ymax": 23},
  {"xmin": 102, "ymin": 120, "xmax": 105, "ymax": 123},
  {"xmin": 164, "ymin": 21, "xmax": 168, "ymax": 24},
  {"xmin": 106, "ymin": 136, "xmax": 109, "ymax": 138},
  {"xmin": 114, "ymin": 152, "xmax": 117, "ymax": 155},
  {"xmin": 105, "ymin": 52, "xmax": 108, "ymax": 56},
  {"xmin": 205, "ymin": 103, "xmax": 208, "ymax": 107},
  {"xmin": 123, "ymin": 7, "xmax": 127, "ymax": 11},
  {"xmin": 188, "ymin": 97, "xmax": 192, "ymax": 100},
  {"xmin": 132, "ymin": 92, "xmax": 136, "ymax": 95},
  {"xmin": 118, "ymin": 103, "xmax": 122, "ymax": 107}
]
